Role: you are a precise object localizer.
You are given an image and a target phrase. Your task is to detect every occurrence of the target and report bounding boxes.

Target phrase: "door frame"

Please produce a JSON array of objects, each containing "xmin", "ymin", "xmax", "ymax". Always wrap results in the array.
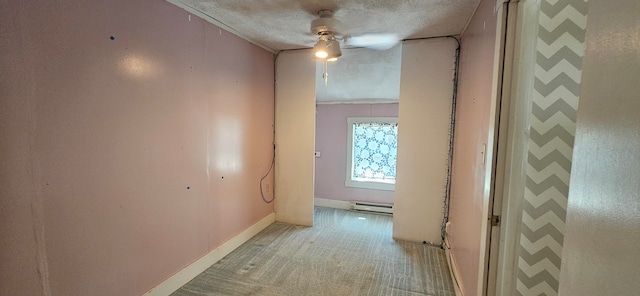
[
  {"xmin": 477, "ymin": 1, "xmax": 513, "ymax": 295},
  {"xmin": 485, "ymin": 0, "xmax": 539, "ymax": 295}
]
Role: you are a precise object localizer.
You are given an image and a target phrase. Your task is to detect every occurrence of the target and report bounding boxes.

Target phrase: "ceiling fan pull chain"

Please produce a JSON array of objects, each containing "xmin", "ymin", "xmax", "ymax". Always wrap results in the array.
[{"xmin": 323, "ymin": 61, "xmax": 329, "ymax": 86}]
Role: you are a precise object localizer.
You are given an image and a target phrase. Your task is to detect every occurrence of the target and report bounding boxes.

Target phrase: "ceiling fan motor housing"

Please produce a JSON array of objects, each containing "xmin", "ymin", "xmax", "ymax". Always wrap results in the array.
[{"xmin": 310, "ymin": 10, "xmax": 341, "ymax": 37}]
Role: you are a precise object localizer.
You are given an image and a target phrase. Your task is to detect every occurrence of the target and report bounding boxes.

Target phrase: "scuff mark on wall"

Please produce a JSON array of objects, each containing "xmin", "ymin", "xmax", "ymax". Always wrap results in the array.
[{"xmin": 31, "ymin": 201, "xmax": 52, "ymax": 296}]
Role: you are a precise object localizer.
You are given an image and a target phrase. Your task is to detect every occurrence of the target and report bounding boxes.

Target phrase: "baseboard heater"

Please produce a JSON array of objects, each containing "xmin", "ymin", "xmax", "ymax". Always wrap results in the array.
[{"xmin": 350, "ymin": 201, "xmax": 393, "ymax": 215}]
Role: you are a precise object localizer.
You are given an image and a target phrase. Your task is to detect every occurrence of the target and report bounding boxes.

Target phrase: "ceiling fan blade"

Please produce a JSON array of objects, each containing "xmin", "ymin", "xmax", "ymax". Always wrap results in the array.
[{"xmin": 345, "ymin": 33, "xmax": 399, "ymax": 50}]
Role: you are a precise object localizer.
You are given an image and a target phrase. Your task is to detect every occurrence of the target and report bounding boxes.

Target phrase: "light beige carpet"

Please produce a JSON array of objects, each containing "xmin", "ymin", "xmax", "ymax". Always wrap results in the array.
[{"xmin": 172, "ymin": 207, "xmax": 455, "ymax": 296}]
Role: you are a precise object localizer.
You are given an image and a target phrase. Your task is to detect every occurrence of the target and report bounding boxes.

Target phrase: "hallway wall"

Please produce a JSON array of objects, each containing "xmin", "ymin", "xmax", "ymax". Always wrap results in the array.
[
  {"xmin": 447, "ymin": 0, "xmax": 499, "ymax": 294},
  {"xmin": 558, "ymin": 0, "xmax": 639, "ymax": 294},
  {"xmin": 450, "ymin": 0, "xmax": 591, "ymax": 294},
  {"xmin": 274, "ymin": 51, "xmax": 316, "ymax": 226},
  {"xmin": 393, "ymin": 38, "xmax": 457, "ymax": 244},
  {"xmin": 0, "ymin": 1, "xmax": 275, "ymax": 295}
]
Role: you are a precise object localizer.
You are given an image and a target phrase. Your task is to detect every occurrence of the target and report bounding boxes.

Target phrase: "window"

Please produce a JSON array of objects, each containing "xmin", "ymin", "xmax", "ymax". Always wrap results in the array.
[{"xmin": 346, "ymin": 117, "xmax": 398, "ymax": 191}]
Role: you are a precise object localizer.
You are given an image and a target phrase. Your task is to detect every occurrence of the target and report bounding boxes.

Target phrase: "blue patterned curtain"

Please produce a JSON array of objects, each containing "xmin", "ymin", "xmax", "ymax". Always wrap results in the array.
[{"xmin": 352, "ymin": 122, "xmax": 398, "ymax": 183}]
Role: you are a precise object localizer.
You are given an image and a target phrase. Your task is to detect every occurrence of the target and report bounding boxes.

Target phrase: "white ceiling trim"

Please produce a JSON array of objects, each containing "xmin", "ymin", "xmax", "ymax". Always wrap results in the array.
[
  {"xmin": 164, "ymin": 0, "xmax": 277, "ymax": 53},
  {"xmin": 460, "ymin": 0, "xmax": 484, "ymax": 37}
]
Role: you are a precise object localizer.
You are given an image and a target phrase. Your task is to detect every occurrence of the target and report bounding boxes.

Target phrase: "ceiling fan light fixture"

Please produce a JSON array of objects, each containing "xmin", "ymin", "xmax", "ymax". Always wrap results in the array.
[
  {"xmin": 326, "ymin": 39, "xmax": 342, "ymax": 60},
  {"xmin": 313, "ymin": 39, "xmax": 329, "ymax": 59},
  {"xmin": 315, "ymin": 51, "xmax": 328, "ymax": 59},
  {"xmin": 314, "ymin": 38, "xmax": 341, "ymax": 61}
]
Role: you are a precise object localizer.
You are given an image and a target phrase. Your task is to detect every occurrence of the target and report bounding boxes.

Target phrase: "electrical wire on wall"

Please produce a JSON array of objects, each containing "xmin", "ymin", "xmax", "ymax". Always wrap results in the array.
[
  {"xmin": 259, "ymin": 51, "xmax": 282, "ymax": 204},
  {"xmin": 442, "ymin": 36, "xmax": 461, "ymax": 245},
  {"xmin": 259, "ymin": 144, "xmax": 276, "ymax": 203}
]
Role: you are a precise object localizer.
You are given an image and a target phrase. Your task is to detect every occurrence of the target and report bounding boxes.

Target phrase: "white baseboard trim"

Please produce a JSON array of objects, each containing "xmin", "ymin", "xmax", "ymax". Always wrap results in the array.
[
  {"xmin": 142, "ymin": 212, "xmax": 276, "ymax": 296},
  {"xmin": 445, "ymin": 237, "xmax": 464, "ymax": 296},
  {"xmin": 314, "ymin": 198, "xmax": 352, "ymax": 210}
]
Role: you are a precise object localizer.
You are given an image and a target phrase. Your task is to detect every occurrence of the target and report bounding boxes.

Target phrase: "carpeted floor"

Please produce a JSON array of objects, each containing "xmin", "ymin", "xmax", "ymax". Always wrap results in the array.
[{"xmin": 172, "ymin": 207, "xmax": 455, "ymax": 296}]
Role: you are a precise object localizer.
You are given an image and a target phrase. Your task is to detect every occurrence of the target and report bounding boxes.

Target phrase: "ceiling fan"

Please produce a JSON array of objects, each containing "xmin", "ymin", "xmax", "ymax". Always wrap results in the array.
[{"xmin": 310, "ymin": 9, "xmax": 399, "ymax": 62}]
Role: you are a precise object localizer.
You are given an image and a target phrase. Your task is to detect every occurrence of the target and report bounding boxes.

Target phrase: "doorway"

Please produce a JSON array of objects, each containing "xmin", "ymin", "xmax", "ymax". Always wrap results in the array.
[{"xmin": 312, "ymin": 46, "xmax": 401, "ymax": 219}]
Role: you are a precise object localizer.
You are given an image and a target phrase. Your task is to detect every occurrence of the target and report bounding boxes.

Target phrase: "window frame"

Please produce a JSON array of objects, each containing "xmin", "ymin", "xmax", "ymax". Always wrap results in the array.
[{"xmin": 345, "ymin": 117, "xmax": 398, "ymax": 191}]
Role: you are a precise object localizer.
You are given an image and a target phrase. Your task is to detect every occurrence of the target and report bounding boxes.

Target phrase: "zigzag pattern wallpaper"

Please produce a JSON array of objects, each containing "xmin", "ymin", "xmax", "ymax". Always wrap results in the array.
[{"xmin": 516, "ymin": 0, "xmax": 588, "ymax": 295}]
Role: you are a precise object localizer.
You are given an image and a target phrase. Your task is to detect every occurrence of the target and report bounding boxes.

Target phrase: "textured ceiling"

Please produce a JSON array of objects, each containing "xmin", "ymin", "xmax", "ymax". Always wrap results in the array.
[
  {"xmin": 316, "ymin": 45, "xmax": 402, "ymax": 103},
  {"xmin": 168, "ymin": 0, "xmax": 480, "ymax": 101},
  {"xmin": 174, "ymin": 0, "xmax": 479, "ymax": 50}
]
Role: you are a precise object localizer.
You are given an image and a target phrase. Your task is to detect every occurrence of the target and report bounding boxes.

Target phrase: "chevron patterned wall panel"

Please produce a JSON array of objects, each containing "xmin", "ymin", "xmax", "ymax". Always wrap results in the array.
[{"xmin": 516, "ymin": 0, "xmax": 589, "ymax": 295}]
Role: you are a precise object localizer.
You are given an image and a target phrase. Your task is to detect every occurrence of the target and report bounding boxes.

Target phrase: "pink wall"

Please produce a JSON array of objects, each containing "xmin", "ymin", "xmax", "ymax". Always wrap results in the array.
[
  {"xmin": 314, "ymin": 103, "xmax": 397, "ymax": 204},
  {"xmin": 0, "ymin": 0, "xmax": 274, "ymax": 295},
  {"xmin": 559, "ymin": 0, "xmax": 640, "ymax": 294},
  {"xmin": 447, "ymin": 0, "xmax": 498, "ymax": 294}
]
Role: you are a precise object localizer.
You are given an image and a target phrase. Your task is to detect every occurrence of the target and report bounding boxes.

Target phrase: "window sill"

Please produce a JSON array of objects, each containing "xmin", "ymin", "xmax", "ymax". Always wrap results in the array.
[{"xmin": 345, "ymin": 180, "xmax": 395, "ymax": 191}]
